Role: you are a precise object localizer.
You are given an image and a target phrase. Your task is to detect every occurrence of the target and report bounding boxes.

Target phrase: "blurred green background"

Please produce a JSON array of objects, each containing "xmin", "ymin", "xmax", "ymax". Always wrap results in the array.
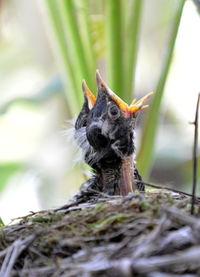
[{"xmin": 0, "ymin": 0, "xmax": 200, "ymax": 224}]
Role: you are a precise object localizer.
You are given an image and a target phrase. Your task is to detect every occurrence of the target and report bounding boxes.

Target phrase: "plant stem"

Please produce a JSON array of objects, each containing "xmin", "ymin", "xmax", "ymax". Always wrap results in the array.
[
  {"xmin": 191, "ymin": 93, "xmax": 200, "ymax": 215},
  {"xmin": 106, "ymin": 0, "xmax": 124, "ymax": 98},
  {"xmin": 77, "ymin": 0, "xmax": 96, "ymax": 91},
  {"xmin": 58, "ymin": 0, "xmax": 94, "ymax": 91},
  {"xmin": 125, "ymin": 0, "xmax": 143, "ymax": 102},
  {"xmin": 43, "ymin": 0, "xmax": 80, "ymax": 114},
  {"xmin": 137, "ymin": 0, "xmax": 186, "ymax": 177}
]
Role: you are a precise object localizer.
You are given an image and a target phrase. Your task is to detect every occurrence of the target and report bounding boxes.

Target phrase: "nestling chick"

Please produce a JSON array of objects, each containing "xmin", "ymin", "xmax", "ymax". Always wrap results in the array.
[{"xmin": 74, "ymin": 71, "xmax": 153, "ymax": 196}]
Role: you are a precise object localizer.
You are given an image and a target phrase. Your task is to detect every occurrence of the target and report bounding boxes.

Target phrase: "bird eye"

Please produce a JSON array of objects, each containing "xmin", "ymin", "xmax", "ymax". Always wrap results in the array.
[{"xmin": 108, "ymin": 105, "xmax": 120, "ymax": 119}]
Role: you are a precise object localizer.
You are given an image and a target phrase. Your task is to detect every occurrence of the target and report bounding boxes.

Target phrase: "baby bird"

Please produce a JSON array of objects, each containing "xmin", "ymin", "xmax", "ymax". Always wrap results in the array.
[{"xmin": 74, "ymin": 71, "xmax": 152, "ymax": 197}]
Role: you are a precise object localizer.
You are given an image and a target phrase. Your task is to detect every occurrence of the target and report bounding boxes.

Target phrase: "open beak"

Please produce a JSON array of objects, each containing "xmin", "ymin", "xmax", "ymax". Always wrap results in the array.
[
  {"xmin": 96, "ymin": 70, "xmax": 153, "ymax": 117},
  {"xmin": 129, "ymin": 92, "xmax": 154, "ymax": 113},
  {"xmin": 82, "ymin": 80, "xmax": 96, "ymax": 109},
  {"xmin": 82, "ymin": 71, "xmax": 153, "ymax": 115}
]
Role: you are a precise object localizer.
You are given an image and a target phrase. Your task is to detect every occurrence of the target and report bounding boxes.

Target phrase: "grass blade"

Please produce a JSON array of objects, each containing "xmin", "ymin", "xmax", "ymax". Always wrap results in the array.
[
  {"xmin": 77, "ymin": 0, "xmax": 96, "ymax": 89},
  {"xmin": 106, "ymin": 0, "xmax": 124, "ymax": 98},
  {"xmin": 43, "ymin": 0, "xmax": 81, "ymax": 114},
  {"xmin": 58, "ymin": 0, "xmax": 95, "ymax": 91},
  {"xmin": 137, "ymin": 0, "xmax": 186, "ymax": 178},
  {"xmin": 124, "ymin": 0, "xmax": 143, "ymax": 102}
]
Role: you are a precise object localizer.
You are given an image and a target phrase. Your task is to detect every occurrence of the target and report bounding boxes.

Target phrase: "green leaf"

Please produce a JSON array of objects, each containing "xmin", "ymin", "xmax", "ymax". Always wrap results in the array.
[
  {"xmin": 57, "ymin": 0, "xmax": 95, "ymax": 91},
  {"xmin": 106, "ymin": 0, "xmax": 124, "ymax": 98},
  {"xmin": 44, "ymin": 0, "xmax": 81, "ymax": 114},
  {"xmin": 0, "ymin": 217, "xmax": 5, "ymax": 227},
  {"xmin": 137, "ymin": 0, "xmax": 186, "ymax": 178},
  {"xmin": 76, "ymin": 0, "xmax": 97, "ymax": 86},
  {"xmin": 124, "ymin": 0, "xmax": 143, "ymax": 102}
]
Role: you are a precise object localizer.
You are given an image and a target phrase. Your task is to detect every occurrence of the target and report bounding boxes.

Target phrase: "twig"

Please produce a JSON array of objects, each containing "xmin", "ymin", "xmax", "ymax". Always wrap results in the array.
[
  {"xmin": 132, "ymin": 246, "xmax": 200, "ymax": 274},
  {"xmin": 11, "ymin": 209, "xmax": 49, "ymax": 223},
  {"xmin": 0, "ymin": 232, "xmax": 41, "ymax": 277},
  {"xmin": 14, "ymin": 246, "xmax": 200, "ymax": 276},
  {"xmin": 132, "ymin": 214, "xmax": 170, "ymax": 259},
  {"xmin": 162, "ymin": 206, "xmax": 200, "ymax": 229},
  {"xmin": 55, "ymin": 179, "xmax": 200, "ymax": 214},
  {"xmin": 136, "ymin": 180, "xmax": 200, "ymax": 201},
  {"xmin": 55, "ymin": 188, "xmax": 122, "ymax": 212},
  {"xmin": 191, "ymin": 93, "xmax": 200, "ymax": 215}
]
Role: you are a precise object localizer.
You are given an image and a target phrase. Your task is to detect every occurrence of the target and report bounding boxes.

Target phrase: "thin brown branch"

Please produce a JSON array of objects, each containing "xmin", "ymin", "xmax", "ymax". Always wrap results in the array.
[
  {"xmin": 191, "ymin": 93, "xmax": 200, "ymax": 214},
  {"xmin": 0, "ymin": 233, "xmax": 41, "ymax": 277},
  {"xmin": 137, "ymin": 180, "xmax": 200, "ymax": 202}
]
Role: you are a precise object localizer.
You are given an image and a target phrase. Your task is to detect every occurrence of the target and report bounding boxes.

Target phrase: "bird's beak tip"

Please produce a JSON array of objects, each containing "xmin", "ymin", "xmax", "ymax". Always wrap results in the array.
[
  {"xmin": 82, "ymin": 80, "xmax": 86, "ymax": 91},
  {"xmin": 82, "ymin": 80, "xmax": 96, "ymax": 108},
  {"xmin": 128, "ymin": 92, "xmax": 153, "ymax": 115},
  {"xmin": 96, "ymin": 69, "xmax": 106, "ymax": 88}
]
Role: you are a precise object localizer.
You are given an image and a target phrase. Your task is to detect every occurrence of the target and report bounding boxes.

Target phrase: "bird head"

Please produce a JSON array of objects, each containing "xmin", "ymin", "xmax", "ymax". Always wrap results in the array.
[{"xmin": 75, "ymin": 71, "xmax": 153, "ymax": 169}]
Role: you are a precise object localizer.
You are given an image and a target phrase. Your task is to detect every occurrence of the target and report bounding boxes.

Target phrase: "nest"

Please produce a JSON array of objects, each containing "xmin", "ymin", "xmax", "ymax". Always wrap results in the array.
[{"xmin": 1, "ymin": 190, "xmax": 200, "ymax": 277}]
